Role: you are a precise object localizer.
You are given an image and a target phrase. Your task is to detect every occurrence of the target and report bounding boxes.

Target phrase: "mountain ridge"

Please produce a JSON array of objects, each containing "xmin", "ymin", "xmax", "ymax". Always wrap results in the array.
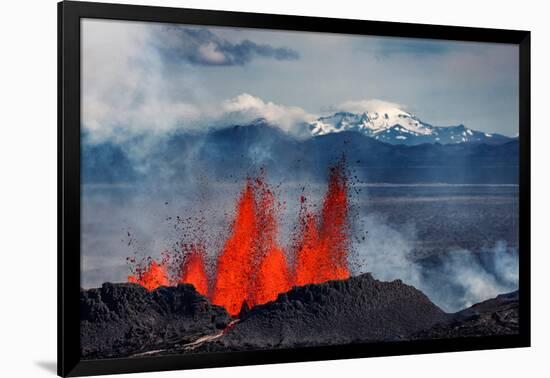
[
  {"xmin": 308, "ymin": 109, "xmax": 513, "ymax": 145},
  {"xmin": 82, "ymin": 121, "xmax": 519, "ymax": 185}
]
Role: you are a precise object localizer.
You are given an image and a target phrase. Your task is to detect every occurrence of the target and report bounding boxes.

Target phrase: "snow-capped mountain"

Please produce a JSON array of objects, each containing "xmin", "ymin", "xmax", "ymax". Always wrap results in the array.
[{"xmin": 308, "ymin": 109, "xmax": 511, "ymax": 145}]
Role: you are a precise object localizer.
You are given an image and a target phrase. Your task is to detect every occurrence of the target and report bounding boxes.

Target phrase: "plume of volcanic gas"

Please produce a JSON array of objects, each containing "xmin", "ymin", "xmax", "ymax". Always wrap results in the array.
[
  {"xmin": 249, "ymin": 176, "xmax": 291, "ymax": 307},
  {"xmin": 210, "ymin": 179, "xmax": 259, "ymax": 315},
  {"xmin": 127, "ymin": 259, "xmax": 170, "ymax": 291},
  {"xmin": 294, "ymin": 160, "xmax": 350, "ymax": 285},
  {"xmin": 178, "ymin": 245, "xmax": 209, "ymax": 296}
]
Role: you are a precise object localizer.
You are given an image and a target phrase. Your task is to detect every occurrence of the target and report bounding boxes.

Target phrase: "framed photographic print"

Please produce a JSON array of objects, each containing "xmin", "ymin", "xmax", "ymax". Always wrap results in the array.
[{"xmin": 58, "ymin": 1, "xmax": 530, "ymax": 376}]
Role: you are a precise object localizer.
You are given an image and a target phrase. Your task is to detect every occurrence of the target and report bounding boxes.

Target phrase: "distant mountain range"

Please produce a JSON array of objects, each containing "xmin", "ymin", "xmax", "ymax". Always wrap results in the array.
[
  {"xmin": 83, "ymin": 120, "xmax": 519, "ymax": 185},
  {"xmin": 308, "ymin": 109, "xmax": 513, "ymax": 145}
]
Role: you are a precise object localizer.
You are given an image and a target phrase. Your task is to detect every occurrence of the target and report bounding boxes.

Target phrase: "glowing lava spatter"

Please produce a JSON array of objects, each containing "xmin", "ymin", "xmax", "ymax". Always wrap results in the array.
[
  {"xmin": 316, "ymin": 160, "xmax": 351, "ymax": 281},
  {"xmin": 293, "ymin": 159, "xmax": 350, "ymax": 285},
  {"xmin": 253, "ymin": 247, "xmax": 291, "ymax": 307},
  {"xmin": 178, "ymin": 246, "xmax": 209, "ymax": 296},
  {"xmin": 127, "ymin": 160, "xmax": 351, "ymax": 316},
  {"xmin": 128, "ymin": 260, "xmax": 169, "ymax": 291},
  {"xmin": 210, "ymin": 179, "xmax": 259, "ymax": 315},
  {"xmin": 293, "ymin": 201, "xmax": 322, "ymax": 286},
  {"xmin": 249, "ymin": 176, "xmax": 291, "ymax": 308}
]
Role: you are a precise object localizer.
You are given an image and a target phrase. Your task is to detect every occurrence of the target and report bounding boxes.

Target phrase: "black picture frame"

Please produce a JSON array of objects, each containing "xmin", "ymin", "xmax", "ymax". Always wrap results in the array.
[{"xmin": 58, "ymin": 1, "xmax": 531, "ymax": 376}]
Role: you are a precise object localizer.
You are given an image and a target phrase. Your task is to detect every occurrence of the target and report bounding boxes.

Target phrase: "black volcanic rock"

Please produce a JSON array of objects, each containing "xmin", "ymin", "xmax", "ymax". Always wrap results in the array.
[
  {"xmin": 80, "ymin": 278, "xmax": 520, "ymax": 359},
  {"xmin": 413, "ymin": 291, "xmax": 519, "ymax": 339},
  {"xmin": 196, "ymin": 273, "xmax": 449, "ymax": 352},
  {"xmin": 80, "ymin": 283, "xmax": 230, "ymax": 359}
]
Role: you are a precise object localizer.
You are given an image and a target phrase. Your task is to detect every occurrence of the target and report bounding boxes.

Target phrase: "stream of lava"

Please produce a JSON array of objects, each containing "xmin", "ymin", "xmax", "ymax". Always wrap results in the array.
[{"xmin": 127, "ymin": 160, "xmax": 351, "ymax": 316}]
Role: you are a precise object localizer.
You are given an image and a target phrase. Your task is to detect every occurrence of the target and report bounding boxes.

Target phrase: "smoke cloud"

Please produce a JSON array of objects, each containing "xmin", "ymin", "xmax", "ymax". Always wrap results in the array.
[
  {"xmin": 353, "ymin": 214, "xmax": 518, "ymax": 313},
  {"xmin": 82, "ymin": 20, "xmax": 307, "ymax": 143}
]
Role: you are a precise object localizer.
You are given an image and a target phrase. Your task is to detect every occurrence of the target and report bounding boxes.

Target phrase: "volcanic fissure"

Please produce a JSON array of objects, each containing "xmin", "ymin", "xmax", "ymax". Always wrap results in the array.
[{"xmin": 127, "ymin": 159, "xmax": 351, "ymax": 316}]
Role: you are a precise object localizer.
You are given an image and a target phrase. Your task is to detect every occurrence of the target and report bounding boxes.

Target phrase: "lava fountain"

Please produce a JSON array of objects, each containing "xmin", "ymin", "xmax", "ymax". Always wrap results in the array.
[
  {"xmin": 127, "ymin": 159, "xmax": 351, "ymax": 316},
  {"xmin": 210, "ymin": 179, "xmax": 259, "ymax": 315},
  {"xmin": 248, "ymin": 175, "xmax": 291, "ymax": 308},
  {"xmin": 178, "ymin": 245, "xmax": 209, "ymax": 297},
  {"xmin": 294, "ymin": 159, "xmax": 350, "ymax": 285},
  {"xmin": 127, "ymin": 260, "xmax": 169, "ymax": 291}
]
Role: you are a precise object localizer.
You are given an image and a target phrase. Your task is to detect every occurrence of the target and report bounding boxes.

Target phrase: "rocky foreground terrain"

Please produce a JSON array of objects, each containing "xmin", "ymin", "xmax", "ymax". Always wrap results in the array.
[
  {"xmin": 80, "ymin": 274, "xmax": 519, "ymax": 359},
  {"xmin": 411, "ymin": 291, "xmax": 519, "ymax": 339},
  {"xmin": 80, "ymin": 283, "xmax": 230, "ymax": 359}
]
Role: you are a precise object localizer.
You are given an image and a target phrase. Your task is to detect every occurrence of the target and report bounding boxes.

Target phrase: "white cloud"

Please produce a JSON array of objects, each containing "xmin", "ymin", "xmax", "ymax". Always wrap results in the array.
[
  {"xmin": 221, "ymin": 93, "xmax": 315, "ymax": 135},
  {"xmin": 197, "ymin": 42, "xmax": 227, "ymax": 65},
  {"xmin": 337, "ymin": 99, "xmax": 406, "ymax": 114},
  {"xmin": 82, "ymin": 20, "xmax": 314, "ymax": 142},
  {"xmin": 82, "ymin": 19, "xmax": 198, "ymax": 142}
]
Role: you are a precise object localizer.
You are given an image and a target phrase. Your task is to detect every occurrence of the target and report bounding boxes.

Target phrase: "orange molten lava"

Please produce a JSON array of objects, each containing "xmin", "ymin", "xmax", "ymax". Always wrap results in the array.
[
  {"xmin": 293, "ymin": 207, "xmax": 321, "ymax": 286},
  {"xmin": 178, "ymin": 247, "xmax": 209, "ymax": 296},
  {"xmin": 249, "ymin": 178, "xmax": 291, "ymax": 307},
  {"xmin": 253, "ymin": 246, "xmax": 291, "ymax": 306},
  {"xmin": 127, "ymin": 160, "xmax": 351, "ymax": 316},
  {"xmin": 128, "ymin": 260, "xmax": 169, "ymax": 291},
  {"xmin": 294, "ymin": 160, "xmax": 350, "ymax": 284},
  {"xmin": 211, "ymin": 179, "xmax": 258, "ymax": 315},
  {"xmin": 317, "ymin": 161, "xmax": 351, "ymax": 280}
]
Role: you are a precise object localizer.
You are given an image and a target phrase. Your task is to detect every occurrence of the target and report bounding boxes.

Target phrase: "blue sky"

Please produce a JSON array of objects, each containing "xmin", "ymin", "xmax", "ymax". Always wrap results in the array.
[{"xmin": 82, "ymin": 19, "xmax": 519, "ymax": 140}]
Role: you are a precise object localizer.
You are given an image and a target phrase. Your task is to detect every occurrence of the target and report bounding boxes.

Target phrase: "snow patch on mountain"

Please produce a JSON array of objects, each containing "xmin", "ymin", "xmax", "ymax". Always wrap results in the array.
[
  {"xmin": 310, "ymin": 108, "xmax": 433, "ymax": 137},
  {"xmin": 308, "ymin": 107, "xmax": 510, "ymax": 145}
]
